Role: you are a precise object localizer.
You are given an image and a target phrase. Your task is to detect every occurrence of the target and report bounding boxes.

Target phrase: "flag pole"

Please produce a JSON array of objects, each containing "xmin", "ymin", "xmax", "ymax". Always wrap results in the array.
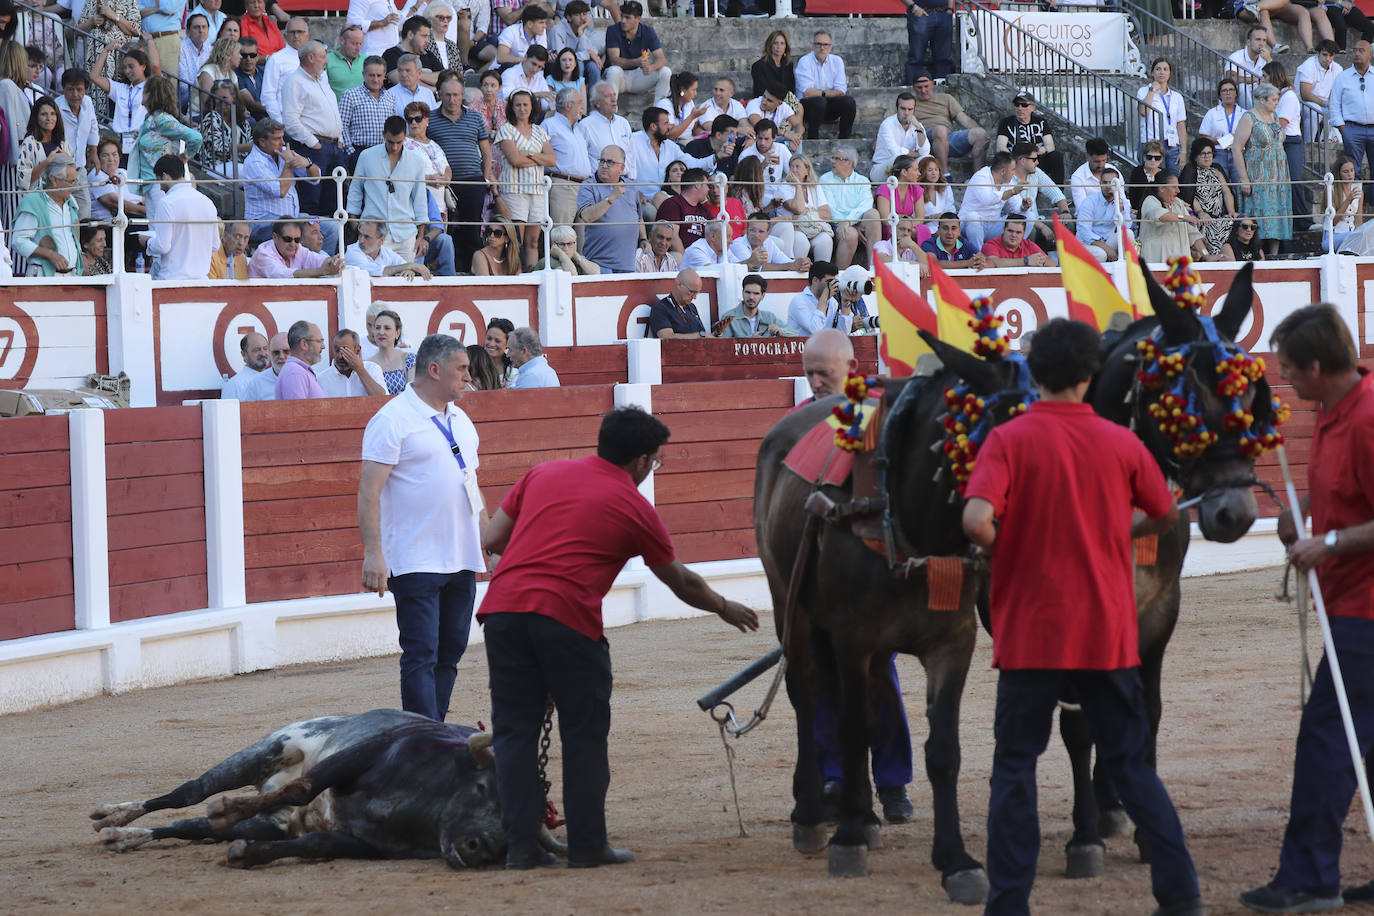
[{"xmin": 1275, "ymin": 442, "xmax": 1374, "ymax": 840}]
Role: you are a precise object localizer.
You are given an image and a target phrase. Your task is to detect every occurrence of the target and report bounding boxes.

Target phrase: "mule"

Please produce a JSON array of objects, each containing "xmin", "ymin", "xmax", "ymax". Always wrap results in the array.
[{"xmin": 754, "ymin": 333, "xmax": 1033, "ymax": 900}]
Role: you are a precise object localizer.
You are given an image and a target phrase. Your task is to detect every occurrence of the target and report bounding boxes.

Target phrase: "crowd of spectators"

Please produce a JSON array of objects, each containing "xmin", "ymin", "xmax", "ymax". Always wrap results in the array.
[{"xmin": 0, "ymin": 0, "xmax": 1363, "ymax": 285}]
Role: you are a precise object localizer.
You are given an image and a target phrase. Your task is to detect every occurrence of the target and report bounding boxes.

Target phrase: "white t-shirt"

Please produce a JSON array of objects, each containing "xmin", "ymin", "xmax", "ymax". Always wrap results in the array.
[
  {"xmin": 738, "ymin": 141, "xmax": 794, "ymax": 203},
  {"xmin": 360, "ymin": 385, "xmax": 484, "ymax": 575},
  {"xmin": 1136, "ymin": 85, "xmax": 1184, "ymax": 147},
  {"xmin": 1227, "ymin": 48, "xmax": 1267, "ymax": 108},
  {"xmin": 1277, "ymin": 88, "xmax": 1303, "ymax": 137},
  {"xmin": 345, "ymin": 240, "xmax": 407, "ymax": 274},
  {"xmin": 316, "ymin": 360, "xmax": 386, "ymax": 397},
  {"xmin": 1198, "ymin": 103, "xmax": 1243, "ymax": 150},
  {"xmin": 745, "ymin": 96, "xmax": 796, "ymax": 129},
  {"xmin": 727, "ymin": 235, "xmax": 791, "ymax": 264}
]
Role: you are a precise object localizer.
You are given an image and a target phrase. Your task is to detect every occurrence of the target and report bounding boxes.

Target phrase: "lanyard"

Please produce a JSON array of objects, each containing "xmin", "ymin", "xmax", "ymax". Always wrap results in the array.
[
  {"xmin": 1225, "ymin": 106, "xmax": 1236, "ymax": 134},
  {"xmin": 429, "ymin": 415, "xmax": 468, "ymax": 470}
]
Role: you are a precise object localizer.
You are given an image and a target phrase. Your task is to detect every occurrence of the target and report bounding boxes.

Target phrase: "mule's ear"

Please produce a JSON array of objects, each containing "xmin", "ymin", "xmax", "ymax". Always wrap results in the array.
[
  {"xmin": 917, "ymin": 329, "xmax": 1003, "ymax": 395},
  {"xmin": 1146, "ymin": 263, "xmax": 1201, "ymax": 344},
  {"xmin": 1212, "ymin": 261, "xmax": 1255, "ymax": 341}
]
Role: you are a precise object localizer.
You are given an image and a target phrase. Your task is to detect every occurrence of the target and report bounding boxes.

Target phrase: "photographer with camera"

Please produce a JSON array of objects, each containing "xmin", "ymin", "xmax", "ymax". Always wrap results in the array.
[{"xmin": 786, "ymin": 260, "xmax": 841, "ymax": 336}]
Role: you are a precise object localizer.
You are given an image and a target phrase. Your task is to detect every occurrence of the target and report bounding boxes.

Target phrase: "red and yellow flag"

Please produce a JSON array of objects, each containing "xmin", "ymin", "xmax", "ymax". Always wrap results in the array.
[
  {"xmin": 1053, "ymin": 213, "xmax": 1130, "ymax": 331},
  {"xmin": 873, "ymin": 257, "xmax": 936, "ymax": 376},
  {"xmin": 927, "ymin": 258, "xmax": 979, "ymax": 354},
  {"xmin": 1121, "ymin": 224, "xmax": 1153, "ymax": 318}
]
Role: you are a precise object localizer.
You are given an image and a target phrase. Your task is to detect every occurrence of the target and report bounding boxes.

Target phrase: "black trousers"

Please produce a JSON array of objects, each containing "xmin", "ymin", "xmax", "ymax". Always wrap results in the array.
[
  {"xmin": 800, "ymin": 94, "xmax": 857, "ymax": 139},
  {"xmin": 450, "ymin": 176, "xmax": 486, "ymax": 273},
  {"xmin": 1328, "ymin": 3, "xmax": 1374, "ymax": 49},
  {"xmin": 485, "ymin": 612, "xmax": 613, "ymax": 859}
]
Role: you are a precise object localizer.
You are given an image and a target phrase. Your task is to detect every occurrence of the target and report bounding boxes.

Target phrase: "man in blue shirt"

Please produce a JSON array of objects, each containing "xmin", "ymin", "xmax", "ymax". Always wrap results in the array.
[
  {"xmin": 577, "ymin": 144, "xmax": 643, "ymax": 274},
  {"xmin": 346, "ymin": 116, "xmax": 430, "ymax": 262},
  {"xmin": 1330, "ymin": 39, "xmax": 1374, "ymax": 199},
  {"xmin": 142, "ymin": 0, "xmax": 187, "ymax": 81},
  {"xmin": 602, "ymin": 0, "xmax": 670, "ymax": 100},
  {"xmin": 241, "ymin": 118, "xmax": 339, "ymax": 252},
  {"xmin": 787, "ymin": 261, "xmax": 840, "ymax": 337},
  {"xmin": 918, "ymin": 211, "xmax": 986, "ymax": 268},
  {"xmin": 1075, "ymin": 169, "xmax": 1122, "ymax": 262},
  {"xmin": 509, "ymin": 327, "xmax": 561, "ymax": 388}
]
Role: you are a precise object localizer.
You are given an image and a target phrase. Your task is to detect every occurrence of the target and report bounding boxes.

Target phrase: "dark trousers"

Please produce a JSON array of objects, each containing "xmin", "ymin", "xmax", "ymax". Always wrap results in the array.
[
  {"xmin": 800, "ymin": 94, "xmax": 857, "ymax": 139},
  {"xmin": 905, "ymin": 9, "xmax": 954, "ymax": 82},
  {"xmin": 1342, "ymin": 123, "xmax": 1374, "ymax": 203},
  {"xmin": 485, "ymin": 612, "xmax": 613, "ymax": 859},
  {"xmin": 1285, "ymin": 135, "xmax": 1311, "ymax": 223},
  {"xmin": 813, "ymin": 653, "xmax": 914, "ymax": 788},
  {"xmin": 389, "ymin": 570, "xmax": 476, "ymax": 722},
  {"xmin": 1327, "ymin": 3, "xmax": 1374, "ymax": 49},
  {"xmin": 298, "ymin": 142, "xmax": 347, "ymax": 216},
  {"xmin": 985, "ymin": 667, "xmax": 1199, "ymax": 915},
  {"xmin": 1275, "ymin": 615, "xmax": 1374, "ymax": 897},
  {"xmin": 450, "ymin": 176, "xmax": 487, "ymax": 273}
]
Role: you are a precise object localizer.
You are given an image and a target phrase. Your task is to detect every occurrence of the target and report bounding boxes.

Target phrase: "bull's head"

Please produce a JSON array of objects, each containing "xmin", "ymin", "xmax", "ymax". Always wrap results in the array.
[{"xmin": 440, "ymin": 733, "xmax": 505, "ymax": 869}]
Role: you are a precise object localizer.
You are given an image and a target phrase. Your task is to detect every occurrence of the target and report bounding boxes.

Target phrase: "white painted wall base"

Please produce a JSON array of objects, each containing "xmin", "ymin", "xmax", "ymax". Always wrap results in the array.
[{"xmin": 0, "ymin": 521, "xmax": 1287, "ymax": 716}]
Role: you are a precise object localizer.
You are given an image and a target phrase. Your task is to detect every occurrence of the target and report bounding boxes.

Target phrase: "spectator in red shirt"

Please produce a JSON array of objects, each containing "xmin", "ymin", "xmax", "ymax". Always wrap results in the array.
[
  {"xmin": 1242, "ymin": 304, "xmax": 1374, "ymax": 914},
  {"xmin": 961, "ymin": 318, "xmax": 1200, "ymax": 915},
  {"xmin": 979, "ymin": 213, "xmax": 1052, "ymax": 268},
  {"xmin": 239, "ymin": 0, "xmax": 284, "ymax": 57},
  {"xmin": 479, "ymin": 407, "xmax": 759, "ymax": 871},
  {"xmin": 653, "ymin": 166, "xmax": 715, "ymax": 253}
]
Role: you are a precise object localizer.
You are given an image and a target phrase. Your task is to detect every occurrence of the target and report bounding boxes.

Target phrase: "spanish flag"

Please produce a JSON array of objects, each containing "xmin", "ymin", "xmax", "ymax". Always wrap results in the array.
[
  {"xmin": 873, "ymin": 258, "xmax": 936, "ymax": 376},
  {"xmin": 1054, "ymin": 213, "xmax": 1131, "ymax": 331},
  {"xmin": 928, "ymin": 258, "xmax": 980, "ymax": 354},
  {"xmin": 1122, "ymin": 224, "xmax": 1153, "ymax": 317}
]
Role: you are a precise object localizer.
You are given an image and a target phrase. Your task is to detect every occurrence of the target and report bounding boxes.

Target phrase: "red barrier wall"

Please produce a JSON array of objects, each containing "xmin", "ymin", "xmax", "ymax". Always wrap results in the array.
[
  {"xmin": 105, "ymin": 407, "xmax": 208, "ymax": 622},
  {"xmin": 650, "ymin": 379, "xmax": 795, "ymax": 564},
  {"xmin": 0, "ymin": 416, "xmax": 74, "ymax": 640},
  {"xmin": 541, "ymin": 346, "xmax": 628, "ymax": 386},
  {"xmin": 661, "ymin": 335, "xmax": 879, "ymax": 383}
]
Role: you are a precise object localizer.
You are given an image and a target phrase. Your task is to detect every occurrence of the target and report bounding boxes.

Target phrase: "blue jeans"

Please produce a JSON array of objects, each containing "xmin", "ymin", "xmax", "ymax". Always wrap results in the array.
[
  {"xmin": 424, "ymin": 231, "xmax": 457, "ymax": 275},
  {"xmin": 1275, "ymin": 615, "xmax": 1374, "ymax": 897},
  {"xmin": 905, "ymin": 8, "xmax": 953, "ymax": 82},
  {"xmin": 1213, "ymin": 148, "xmax": 1239, "ymax": 185},
  {"xmin": 389, "ymin": 569, "xmax": 477, "ymax": 721},
  {"xmin": 985, "ymin": 668, "xmax": 1199, "ymax": 915},
  {"xmin": 961, "ymin": 213, "xmax": 994, "ymax": 253},
  {"xmin": 813, "ymin": 653, "xmax": 914, "ymax": 788},
  {"xmin": 581, "ymin": 59, "xmax": 601, "ymax": 89},
  {"xmin": 1342, "ymin": 123, "xmax": 1374, "ymax": 201}
]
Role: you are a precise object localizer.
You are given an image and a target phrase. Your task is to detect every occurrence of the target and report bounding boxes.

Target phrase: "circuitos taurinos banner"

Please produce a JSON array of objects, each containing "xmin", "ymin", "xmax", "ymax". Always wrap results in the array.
[{"xmin": 970, "ymin": 9, "xmax": 1130, "ymax": 74}]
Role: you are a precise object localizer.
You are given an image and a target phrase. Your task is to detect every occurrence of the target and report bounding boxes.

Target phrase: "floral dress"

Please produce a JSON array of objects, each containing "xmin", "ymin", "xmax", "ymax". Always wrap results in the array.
[
  {"xmin": 79, "ymin": 0, "xmax": 140, "ymax": 116},
  {"xmin": 1240, "ymin": 115, "xmax": 1292, "ymax": 241}
]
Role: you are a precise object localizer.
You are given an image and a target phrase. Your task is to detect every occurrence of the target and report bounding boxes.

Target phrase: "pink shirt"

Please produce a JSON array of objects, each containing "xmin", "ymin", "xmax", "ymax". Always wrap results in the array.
[
  {"xmin": 275, "ymin": 355, "xmax": 327, "ymax": 400},
  {"xmin": 874, "ymin": 183, "xmax": 923, "ymax": 240},
  {"xmin": 247, "ymin": 242, "xmax": 331, "ymax": 279}
]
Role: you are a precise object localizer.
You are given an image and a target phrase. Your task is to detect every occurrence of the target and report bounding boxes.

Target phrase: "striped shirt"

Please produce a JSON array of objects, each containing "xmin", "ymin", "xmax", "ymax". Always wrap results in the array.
[
  {"xmin": 341, "ymin": 85, "xmax": 394, "ymax": 152},
  {"xmin": 496, "ymin": 122, "xmax": 549, "ymax": 195},
  {"xmin": 428, "ymin": 105, "xmax": 489, "ymax": 179}
]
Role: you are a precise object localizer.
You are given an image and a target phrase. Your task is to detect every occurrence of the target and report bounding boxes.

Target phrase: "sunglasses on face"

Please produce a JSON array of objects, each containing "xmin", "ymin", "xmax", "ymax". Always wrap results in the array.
[
  {"xmin": 1239, "ymin": 223, "xmax": 1257, "ymax": 230},
  {"xmin": 406, "ymin": 114, "xmax": 425, "ymax": 123},
  {"xmin": 1014, "ymin": 101, "xmax": 1033, "ymax": 108},
  {"xmin": 1145, "ymin": 154, "xmax": 1162, "ymax": 161},
  {"xmin": 279, "ymin": 234, "xmax": 301, "ymax": 243},
  {"xmin": 489, "ymin": 228, "xmax": 506, "ymax": 237}
]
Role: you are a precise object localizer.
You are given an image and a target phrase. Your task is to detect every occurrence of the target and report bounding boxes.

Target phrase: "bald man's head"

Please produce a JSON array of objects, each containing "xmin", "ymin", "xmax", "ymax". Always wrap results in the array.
[
  {"xmin": 803, "ymin": 329, "xmax": 856, "ymax": 398},
  {"xmin": 268, "ymin": 332, "xmax": 290, "ymax": 375}
]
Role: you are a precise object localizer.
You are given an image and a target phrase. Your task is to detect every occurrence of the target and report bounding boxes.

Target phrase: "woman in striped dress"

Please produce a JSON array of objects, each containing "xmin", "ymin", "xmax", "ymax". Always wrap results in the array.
[{"xmin": 495, "ymin": 88, "xmax": 555, "ymax": 270}]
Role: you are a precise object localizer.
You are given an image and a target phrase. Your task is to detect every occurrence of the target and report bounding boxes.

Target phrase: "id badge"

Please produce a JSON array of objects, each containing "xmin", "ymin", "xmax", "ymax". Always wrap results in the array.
[{"xmin": 462, "ymin": 469, "xmax": 485, "ymax": 517}]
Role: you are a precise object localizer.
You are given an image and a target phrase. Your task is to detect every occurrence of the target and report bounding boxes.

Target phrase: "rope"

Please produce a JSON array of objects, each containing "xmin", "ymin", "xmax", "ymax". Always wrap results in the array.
[{"xmin": 716, "ymin": 716, "xmax": 748, "ymax": 839}]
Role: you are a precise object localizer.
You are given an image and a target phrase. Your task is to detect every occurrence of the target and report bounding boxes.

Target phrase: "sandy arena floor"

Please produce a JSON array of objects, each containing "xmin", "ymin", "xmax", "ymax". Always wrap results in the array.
[{"xmin": 3, "ymin": 567, "xmax": 1371, "ymax": 915}]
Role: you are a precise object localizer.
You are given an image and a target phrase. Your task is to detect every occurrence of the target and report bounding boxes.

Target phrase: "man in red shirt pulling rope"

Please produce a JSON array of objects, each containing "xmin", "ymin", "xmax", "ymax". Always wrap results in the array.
[
  {"xmin": 1241, "ymin": 304, "xmax": 1374, "ymax": 914},
  {"xmin": 962, "ymin": 318, "xmax": 1202, "ymax": 916},
  {"xmin": 479, "ymin": 406, "xmax": 760, "ymax": 871}
]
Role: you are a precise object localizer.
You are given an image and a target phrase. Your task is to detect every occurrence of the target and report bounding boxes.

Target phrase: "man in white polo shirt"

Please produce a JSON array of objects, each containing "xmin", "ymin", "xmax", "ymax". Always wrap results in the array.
[
  {"xmin": 359, "ymin": 335, "xmax": 484, "ymax": 721},
  {"xmin": 317, "ymin": 328, "xmax": 387, "ymax": 397}
]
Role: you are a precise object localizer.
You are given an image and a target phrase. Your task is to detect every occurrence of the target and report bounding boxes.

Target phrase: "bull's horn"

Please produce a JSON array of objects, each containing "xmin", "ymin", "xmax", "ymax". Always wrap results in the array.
[
  {"xmin": 538, "ymin": 825, "xmax": 568, "ymax": 855},
  {"xmin": 468, "ymin": 732, "xmax": 494, "ymax": 767}
]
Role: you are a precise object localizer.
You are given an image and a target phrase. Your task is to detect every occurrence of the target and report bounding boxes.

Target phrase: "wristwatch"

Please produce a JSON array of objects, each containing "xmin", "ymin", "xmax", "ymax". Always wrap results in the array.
[{"xmin": 1325, "ymin": 529, "xmax": 1340, "ymax": 550}]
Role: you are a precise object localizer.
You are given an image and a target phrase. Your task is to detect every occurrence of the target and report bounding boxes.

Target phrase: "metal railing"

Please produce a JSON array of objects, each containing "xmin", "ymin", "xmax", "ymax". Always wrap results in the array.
[{"xmin": 958, "ymin": 0, "xmax": 1161, "ymax": 168}]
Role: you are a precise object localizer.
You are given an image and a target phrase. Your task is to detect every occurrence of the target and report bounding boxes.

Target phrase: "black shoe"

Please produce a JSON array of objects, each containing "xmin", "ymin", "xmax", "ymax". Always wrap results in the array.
[
  {"xmin": 567, "ymin": 845, "xmax": 635, "ymax": 868},
  {"xmin": 1345, "ymin": 880, "xmax": 1374, "ymax": 902},
  {"xmin": 821, "ymin": 780, "xmax": 842, "ymax": 822},
  {"xmin": 876, "ymin": 785, "xmax": 915, "ymax": 824},
  {"xmin": 505, "ymin": 846, "xmax": 557, "ymax": 870},
  {"xmin": 1152, "ymin": 897, "xmax": 1206, "ymax": 916},
  {"xmin": 1239, "ymin": 881, "xmax": 1342, "ymax": 913}
]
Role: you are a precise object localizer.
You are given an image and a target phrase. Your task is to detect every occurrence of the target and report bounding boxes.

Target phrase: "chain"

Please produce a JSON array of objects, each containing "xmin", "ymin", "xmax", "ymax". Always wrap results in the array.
[{"xmin": 538, "ymin": 698, "xmax": 554, "ymax": 800}]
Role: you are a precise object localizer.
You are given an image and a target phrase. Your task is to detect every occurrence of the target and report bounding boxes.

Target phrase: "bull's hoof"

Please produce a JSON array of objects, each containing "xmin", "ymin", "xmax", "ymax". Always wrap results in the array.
[
  {"xmin": 99, "ymin": 826, "xmax": 152, "ymax": 852},
  {"xmin": 89, "ymin": 801, "xmax": 144, "ymax": 831},
  {"xmin": 1098, "ymin": 807, "xmax": 1131, "ymax": 838},
  {"xmin": 225, "ymin": 839, "xmax": 252, "ymax": 869},
  {"xmin": 861, "ymin": 822, "xmax": 883, "ymax": 850},
  {"xmin": 1065, "ymin": 842, "xmax": 1105, "ymax": 879},
  {"xmin": 943, "ymin": 867, "xmax": 990, "ymax": 905},
  {"xmin": 827, "ymin": 842, "xmax": 868, "ymax": 877},
  {"xmin": 792, "ymin": 822, "xmax": 828, "ymax": 854}
]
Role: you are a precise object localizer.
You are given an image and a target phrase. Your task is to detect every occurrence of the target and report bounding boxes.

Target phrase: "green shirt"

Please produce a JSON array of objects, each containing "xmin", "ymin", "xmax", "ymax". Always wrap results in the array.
[{"xmin": 325, "ymin": 49, "xmax": 364, "ymax": 99}]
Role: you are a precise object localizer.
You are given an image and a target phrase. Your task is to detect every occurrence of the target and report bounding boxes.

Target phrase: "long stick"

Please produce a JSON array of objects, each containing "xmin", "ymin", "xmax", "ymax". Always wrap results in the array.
[{"xmin": 1276, "ymin": 443, "xmax": 1374, "ymax": 840}]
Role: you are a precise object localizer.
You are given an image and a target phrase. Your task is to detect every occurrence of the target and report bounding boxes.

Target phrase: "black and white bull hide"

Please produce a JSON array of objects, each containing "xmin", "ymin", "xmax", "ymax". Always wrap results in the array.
[{"xmin": 91, "ymin": 709, "xmax": 559, "ymax": 869}]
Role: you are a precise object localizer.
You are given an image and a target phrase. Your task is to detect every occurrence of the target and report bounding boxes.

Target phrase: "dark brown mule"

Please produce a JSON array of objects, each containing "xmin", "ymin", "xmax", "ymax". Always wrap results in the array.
[{"xmin": 754, "ymin": 334, "xmax": 1032, "ymax": 900}]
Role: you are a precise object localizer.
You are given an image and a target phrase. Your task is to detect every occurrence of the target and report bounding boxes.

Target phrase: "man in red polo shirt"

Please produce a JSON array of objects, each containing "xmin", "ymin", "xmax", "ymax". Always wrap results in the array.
[
  {"xmin": 479, "ymin": 406, "xmax": 759, "ymax": 871},
  {"xmin": 1241, "ymin": 303, "xmax": 1374, "ymax": 914},
  {"xmin": 962, "ymin": 318, "xmax": 1201, "ymax": 916},
  {"xmin": 978, "ymin": 213, "xmax": 1052, "ymax": 268}
]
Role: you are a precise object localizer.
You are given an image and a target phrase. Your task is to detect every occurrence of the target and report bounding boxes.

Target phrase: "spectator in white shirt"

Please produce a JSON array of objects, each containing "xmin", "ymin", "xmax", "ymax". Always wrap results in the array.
[
  {"xmin": 795, "ymin": 30, "xmax": 855, "ymax": 141},
  {"xmin": 628, "ymin": 106, "xmax": 716, "ymax": 210},
  {"xmin": 696, "ymin": 77, "xmax": 750, "ymax": 142},
  {"xmin": 317, "ymin": 328, "xmax": 389, "ymax": 397},
  {"xmin": 1136, "ymin": 57, "xmax": 1187, "ymax": 175},
  {"xmin": 500, "ymin": 44, "xmax": 555, "ymax": 111},
  {"xmin": 282, "ymin": 40, "xmax": 347, "ymax": 217},
  {"xmin": 744, "ymin": 84, "xmax": 803, "ymax": 153},
  {"xmin": 387, "ymin": 53, "xmax": 438, "ymax": 115},
  {"xmin": 496, "ymin": 4, "xmax": 549, "ymax": 68},
  {"xmin": 1197, "ymin": 79, "xmax": 1243, "ymax": 183},
  {"xmin": 346, "ymin": 218, "xmax": 434, "ymax": 277},
  {"xmin": 680, "ymin": 219, "xmax": 732, "ymax": 272},
  {"xmin": 1297, "ymin": 40, "xmax": 1342, "ymax": 140},
  {"xmin": 738, "ymin": 119, "xmax": 793, "ymax": 207},
  {"xmin": 1226, "ymin": 26, "xmax": 1273, "ymax": 111},
  {"xmin": 545, "ymin": 88, "xmax": 593, "ymax": 245},
  {"xmin": 958, "ymin": 151, "xmax": 1019, "ymax": 252},
  {"xmin": 58, "ymin": 68, "xmax": 100, "ymax": 220},
  {"xmin": 871, "ymin": 91, "xmax": 930, "ymax": 182},
  {"xmin": 820, "ymin": 145, "xmax": 879, "ymax": 269},
  {"xmin": 143, "ymin": 155, "xmax": 220, "ymax": 281},
  {"xmin": 220, "ymin": 331, "xmax": 275, "ymax": 401},
  {"xmin": 262, "ymin": 17, "xmax": 311, "ymax": 121},
  {"xmin": 576, "ymin": 81, "xmax": 632, "ymax": 175},
  {"xmin": 728, "ymin": 211, "xmax": 810, "ymax": 272},
  {"xmin": 348, "ymin": 0, "xmax": 416, "ymax": 57},
  {"xmin": 1069, "ymin": 136, "xmax": 1112, "ymax": 209}
]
